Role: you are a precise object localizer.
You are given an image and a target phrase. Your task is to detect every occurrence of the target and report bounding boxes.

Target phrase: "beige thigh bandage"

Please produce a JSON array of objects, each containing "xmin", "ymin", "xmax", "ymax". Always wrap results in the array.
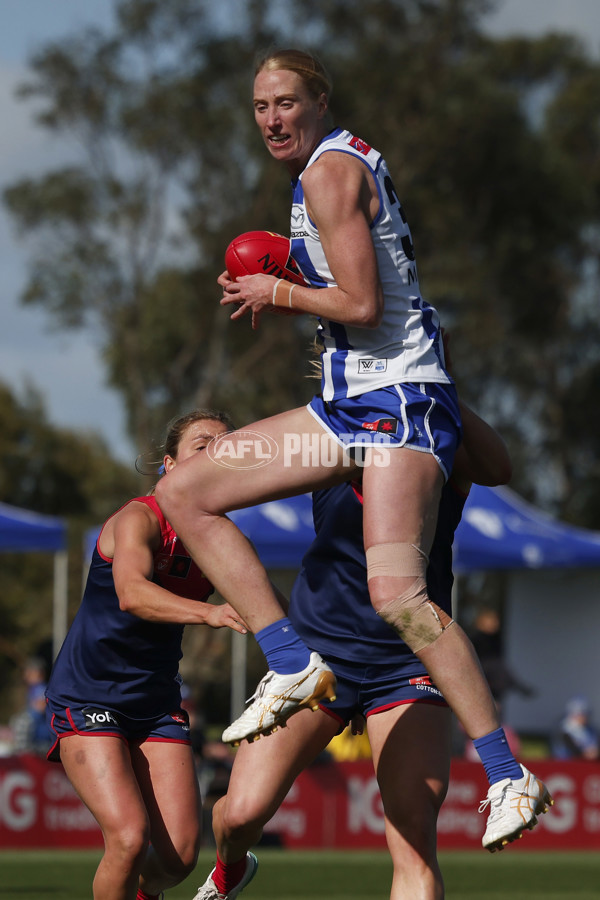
[{"xmin": 366, "ymin": 542, "xmax": 454, "ymax": 653}]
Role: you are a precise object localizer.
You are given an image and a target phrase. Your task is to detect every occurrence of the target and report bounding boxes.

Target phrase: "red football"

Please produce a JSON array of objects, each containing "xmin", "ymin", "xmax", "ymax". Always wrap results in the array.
[{"xmin": 225, "ymin": 230, "xmax": 306, "ymax": 285}]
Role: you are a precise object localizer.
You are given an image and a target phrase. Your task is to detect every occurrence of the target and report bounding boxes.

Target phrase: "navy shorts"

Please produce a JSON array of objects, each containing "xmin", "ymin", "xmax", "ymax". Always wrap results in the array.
[
  {"xmin": 46, "ymin": 698, "xmax": 191, "ymax": 762},
  {"xmin": 308, "ymin": 382, "xmax": 462, "ymax": 480},
  {"xmin": 318, "ymin": 657, "xmax": 448, "ymax": 729}
]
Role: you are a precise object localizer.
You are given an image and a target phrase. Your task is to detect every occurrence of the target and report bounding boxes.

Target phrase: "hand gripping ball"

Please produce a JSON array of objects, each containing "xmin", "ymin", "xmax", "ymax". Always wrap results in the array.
[{"xmin": 225, "ymin": 230, "xmax": 306, "ymax": 285}]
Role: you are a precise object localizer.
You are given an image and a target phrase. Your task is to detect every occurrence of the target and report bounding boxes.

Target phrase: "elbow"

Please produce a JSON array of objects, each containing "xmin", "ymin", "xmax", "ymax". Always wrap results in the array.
[
  {"xmin": 116, "ymin": 584, "xmax": 140, "ymax": 615},
  {"xmin": 484, "ymin": 458, "xmax": 513, "ymax": 488},
  {"xmin": 117, "ymin": 592, "xmax": 135, "ymax": 614},
  {"xmin": 355, "ymin": 301, "xmax": 383, "ymax": 329},
  {"xmin": 496, "ymin": 459, "xmax": 513, "ymax": 487},
  {"xmin": 492, "ymin": 445, "xmax": 513, "ymax": 486},
  {"xmin": 361, "ymin": 311, "xmax": 383, "ymax": 329}
]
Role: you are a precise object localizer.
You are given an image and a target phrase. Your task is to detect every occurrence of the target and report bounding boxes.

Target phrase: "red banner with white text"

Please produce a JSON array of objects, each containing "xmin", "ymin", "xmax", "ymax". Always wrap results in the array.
[
  {"xmin": 0, "ymin": 754, "xmax": 100, "ymax": 848},
  {"xmin": 264, "ymin": 759, "xmax": 600, "ymax": 851},
  {"xmin": 1, "ymin": 755, "xmax": 599, "ymax": 850}
]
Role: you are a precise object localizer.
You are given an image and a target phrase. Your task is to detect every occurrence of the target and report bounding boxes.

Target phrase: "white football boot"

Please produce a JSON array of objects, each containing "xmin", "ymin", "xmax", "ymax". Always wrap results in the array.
[
  {"xmin": 479, "ymin": 764, "xmax": 553, "ymax": 852},
  {"xmin": 192, "ymin": 852, "xmax": 258, "ymax": 900},
  {"xmin": 222, "ymin": 652, "xmax": 336, "ymax": 745}
]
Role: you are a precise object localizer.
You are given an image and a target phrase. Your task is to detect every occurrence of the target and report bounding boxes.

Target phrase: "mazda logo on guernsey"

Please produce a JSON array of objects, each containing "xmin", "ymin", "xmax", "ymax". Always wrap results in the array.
[{"xmin": 207, "ymin": 430, "xmax": 279, "ymax": 469}]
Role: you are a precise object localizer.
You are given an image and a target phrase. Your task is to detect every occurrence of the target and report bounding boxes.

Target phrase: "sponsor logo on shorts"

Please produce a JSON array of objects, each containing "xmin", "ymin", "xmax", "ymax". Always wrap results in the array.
[
  {"xmin": 409, "ymin": 676, "xmax": 443, "ymax": 698},
  {"xmin": 362, "ymin": 417, "xmax": 398, "ymax": 434},
  {"xmin": 170, "ymin": 712, "xmax": 190, "ymax": 731},
  {"xmin": 82, "ymin": 707, "xmax": 119, "ymax": 729},
  {"xmin": 358, "ymin": 358, "xmax": 387, "ymax": 373}
]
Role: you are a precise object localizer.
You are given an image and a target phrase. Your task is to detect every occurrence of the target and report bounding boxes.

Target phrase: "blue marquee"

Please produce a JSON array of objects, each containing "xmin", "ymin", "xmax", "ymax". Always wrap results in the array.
[
  {"xmin": 454, "ymin": 483, "xmax": 600, "ymax": 571},
  {"xmin": 228, "ymin": 485, "xmax": 600, "ymax": 572},
  {"xmin": 0, "ymin": 502, "xmax": 67, "ymax": 553},
  {"xmin": 86, "ymin": 485, "xmax": 600, "ymax": 572}
]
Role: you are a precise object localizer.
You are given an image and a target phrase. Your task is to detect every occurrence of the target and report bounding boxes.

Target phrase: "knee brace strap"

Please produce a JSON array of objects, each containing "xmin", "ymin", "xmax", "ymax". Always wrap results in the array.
[
  {"xmin": 378, "ymin": 587, "xmax": 454, "ymax": 653},
  {"xmin": 366, "ymin": 542, "xmax": 429, "ymax": 580}
]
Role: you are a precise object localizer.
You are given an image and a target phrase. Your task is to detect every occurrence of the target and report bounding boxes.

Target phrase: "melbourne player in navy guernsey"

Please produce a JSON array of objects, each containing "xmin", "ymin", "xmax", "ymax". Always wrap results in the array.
[
  {"xmin": 288, "ymin": 477, "xmax": 467, "ymax": 721},
  {"xmin": 44, "ymin": 410, "xmax": 250, "ymax": 900},
  {"xmin": 46, "ymin": 495, "xmax": 214, "ymax": 746}
]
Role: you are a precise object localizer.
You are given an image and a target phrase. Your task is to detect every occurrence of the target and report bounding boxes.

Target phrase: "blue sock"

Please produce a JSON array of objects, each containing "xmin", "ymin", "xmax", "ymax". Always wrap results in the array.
[
  {"xmin": 255, "ymin": 618, "xmax": 311, "ymax": 674},
  {"xmin": 473, "ymin": 727, "xmax": 523, "ymax": 786}
]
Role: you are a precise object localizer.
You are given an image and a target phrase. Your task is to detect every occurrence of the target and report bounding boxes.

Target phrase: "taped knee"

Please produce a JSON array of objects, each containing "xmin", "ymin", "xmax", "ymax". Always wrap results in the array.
[{"xmin": 366, "ymin": 542, "xmax": 454, "ymax": 653}]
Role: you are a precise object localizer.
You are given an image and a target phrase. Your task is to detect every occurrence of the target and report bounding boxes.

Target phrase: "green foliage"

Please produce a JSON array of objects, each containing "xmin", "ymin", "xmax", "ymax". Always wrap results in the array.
[
  {"xmin": 0, "ymin": 382, "xmax": 139, "ymax": 515},
  {"xmin": 0, "ymin": 380, "xmax": 142, "ymax": 718},
  {"xmin": 4, "ymin": 0, "xmax": 600, "ymax": 524}
]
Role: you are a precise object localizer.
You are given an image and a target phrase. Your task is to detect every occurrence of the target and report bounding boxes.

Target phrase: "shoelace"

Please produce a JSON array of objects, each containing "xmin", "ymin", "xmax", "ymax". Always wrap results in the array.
[
  {"xmin": 243, "ymin": 672, "xmax": 274, "ymax": 706},
  {"xmin": 478, "ymin": 783, "xmax": 508, "ymax": 814},
  {"xmin": 195, "ymin": 882, "xmax": 226, "ymax": 900}
]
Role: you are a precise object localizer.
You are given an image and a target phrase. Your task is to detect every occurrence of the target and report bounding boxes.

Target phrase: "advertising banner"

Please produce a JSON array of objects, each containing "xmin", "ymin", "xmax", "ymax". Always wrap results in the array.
[{"xmin": 1, "ymin": 755, "xmax": 599, "ymax": 850}]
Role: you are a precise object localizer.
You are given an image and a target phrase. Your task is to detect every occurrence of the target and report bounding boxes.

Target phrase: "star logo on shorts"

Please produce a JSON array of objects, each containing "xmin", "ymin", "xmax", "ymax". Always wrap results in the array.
[{"xmin": 361, "ymin": 417, "xmax": 398, "ymax": 434}]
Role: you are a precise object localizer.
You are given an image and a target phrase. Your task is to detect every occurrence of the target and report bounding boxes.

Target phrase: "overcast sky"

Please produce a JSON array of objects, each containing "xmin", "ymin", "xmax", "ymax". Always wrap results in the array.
[{"xmin": 1, "ymin": 0, "xmax": 599, "ymax": 464}]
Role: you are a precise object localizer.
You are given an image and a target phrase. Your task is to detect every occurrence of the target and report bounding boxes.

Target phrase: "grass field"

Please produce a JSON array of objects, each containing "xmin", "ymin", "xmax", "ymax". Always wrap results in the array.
[{"xmin": 1, "ymin": 848, "xmax": 599, "ymax": 899}]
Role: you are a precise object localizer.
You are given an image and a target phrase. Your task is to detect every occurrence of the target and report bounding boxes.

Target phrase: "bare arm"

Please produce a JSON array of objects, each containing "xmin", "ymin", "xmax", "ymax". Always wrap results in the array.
[
  {"xmin": 442, "ymin": 328, "xmax": 511, "ymax": 491},
  {"xmin": 104, "ymin": 502, "xmax": 248, "ymax": 632},
  {"xmin": 220, "ymin": 153, "xmax": 383, "ymax": 329},
  {"xmin": 452, "ymin": 402, "xmax": 512, "ymax": 491}
]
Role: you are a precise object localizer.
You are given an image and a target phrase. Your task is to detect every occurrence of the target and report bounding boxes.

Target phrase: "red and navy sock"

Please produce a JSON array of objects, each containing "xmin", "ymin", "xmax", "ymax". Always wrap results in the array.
[
  {"xmin": 255, "ymin": 617, "xmax": 311, "ymax": 673},
  {"xmin": 212, "ymin": 853, "xmax": 248, "ymax": 895},
  {"xmin": 136, "ymin": 890, "xmax": 161, "ymax": 900},
  {"xmin": 473, "ymin": 726, "xmax": 523, "ymax": 785}
]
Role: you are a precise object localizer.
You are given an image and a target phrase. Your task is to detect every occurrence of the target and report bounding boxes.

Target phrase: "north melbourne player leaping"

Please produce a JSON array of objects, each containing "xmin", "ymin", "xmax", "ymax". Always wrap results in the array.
[{"xmin": 156, "ymin": 49, "xmax": 551, "ymax": 850}]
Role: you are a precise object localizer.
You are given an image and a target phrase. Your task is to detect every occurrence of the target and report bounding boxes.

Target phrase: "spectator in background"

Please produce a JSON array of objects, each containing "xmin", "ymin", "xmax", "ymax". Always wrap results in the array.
[
  {"xmin": 552, "ymin": 696, "xmax": 600, "ymax": 761},
  {"xmin": 460, "ymin": 607, "xmax": 533, "ymax": 762},
  {"xmin": 470, "ymin": 607, "xmax": 535, "ymax": 709},
  {"xmin": 10, "ymin": 656, "xmax": 51, "ymax": 754}
]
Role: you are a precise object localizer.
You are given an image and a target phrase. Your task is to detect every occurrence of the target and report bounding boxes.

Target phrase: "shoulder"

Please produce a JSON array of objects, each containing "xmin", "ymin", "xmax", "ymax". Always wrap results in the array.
[
  {"xmin": 113, "ymin": 496, "xmax": 160, "ymax": 522},
  {"xmin": 302, "ymin": 146, "xmax": 367, "ymax": 187},
  {"xmin": 303, "ymin": 152, "xmax": 375, "ymax": 225},
  {"xmin": 115, "ymin": 498, "xmax": 163, "ymax": 537},
  {"xmin": 100, "ymin": 497, "xmax": 162, "ymax": 557}
]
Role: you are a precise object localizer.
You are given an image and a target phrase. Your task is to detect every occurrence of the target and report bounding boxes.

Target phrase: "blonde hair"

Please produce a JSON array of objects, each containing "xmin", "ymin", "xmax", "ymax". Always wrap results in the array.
[{"xmin": 255, "ymin": 48, "xmax": 333, "ymax": 104}]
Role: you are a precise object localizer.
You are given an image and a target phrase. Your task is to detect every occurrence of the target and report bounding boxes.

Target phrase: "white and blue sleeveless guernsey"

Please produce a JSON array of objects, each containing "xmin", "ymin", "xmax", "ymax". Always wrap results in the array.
[{"xmin": 290, "ymin": 127, "xmax": 452, "ymax": 402}]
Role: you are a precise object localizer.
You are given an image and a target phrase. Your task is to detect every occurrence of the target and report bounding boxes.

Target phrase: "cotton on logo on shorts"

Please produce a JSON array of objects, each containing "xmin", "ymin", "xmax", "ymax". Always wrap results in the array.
[{"xmin": 207, "ymin": 431, "xmax": 279, "ymax": 469}]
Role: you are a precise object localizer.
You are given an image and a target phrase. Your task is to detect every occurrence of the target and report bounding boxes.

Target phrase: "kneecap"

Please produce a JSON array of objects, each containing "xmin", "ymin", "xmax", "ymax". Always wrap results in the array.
[{"xmin": 366, "ymin": 542, "xmax": 454, "ymax": 652}]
